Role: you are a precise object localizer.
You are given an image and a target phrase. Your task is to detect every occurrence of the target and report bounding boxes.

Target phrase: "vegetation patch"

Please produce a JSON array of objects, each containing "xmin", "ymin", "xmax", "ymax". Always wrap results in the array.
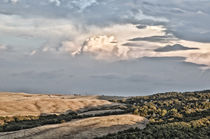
[{"xmin": 97, "ymin": 90, "xmax": 210, "ymax": 139}]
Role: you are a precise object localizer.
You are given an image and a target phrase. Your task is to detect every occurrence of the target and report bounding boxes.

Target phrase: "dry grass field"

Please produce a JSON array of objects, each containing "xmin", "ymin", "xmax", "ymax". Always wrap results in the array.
[
  {"xmin": 0, "ymin": 114, "xmax": 148, "ymax": 139},
  {"xmin": 0, "ymin": 92, "xmax": 149, "ymax": 139},
  {"xmin": 0, "ymin": 92, "xmax": 112, "ymax": 117}
]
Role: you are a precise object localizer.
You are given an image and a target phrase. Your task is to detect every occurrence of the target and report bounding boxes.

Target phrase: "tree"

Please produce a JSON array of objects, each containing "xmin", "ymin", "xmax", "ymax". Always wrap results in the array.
[
  {"xmin": 133, "ymin": 109, "xmax": 139, "ymax": 115},
  {"xmin": 161, "ymin": 109, "xmax": 167, "ymax": 117}
]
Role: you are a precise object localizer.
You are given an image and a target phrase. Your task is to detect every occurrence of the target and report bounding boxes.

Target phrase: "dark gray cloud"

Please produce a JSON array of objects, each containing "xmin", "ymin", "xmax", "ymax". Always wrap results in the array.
[
  {"xmin": 129, "ymin": 35, "xmax": 176, "ymax": 43},
  {"xmin": 155, "ymin": 44, "xmax": 199, "ymax": 52},
  {"xmin": 136, "ymin": 25, "xmax": 147, "ymax": 29},
  {"xmin": 122, "ymin": 42, "xmax": 144, "ymax": 47},
  {"xmin": 139, "ymin": 0, "xmax": 210, "ymax": 42},
  {"xmin": 89, "ymin": 74, "xmax": 122, "ymax": 80},
  {"xmin": 141, "ymin": 56, "xmax": 186, "ymax": 61},
  {"xmin": 1, "ymin": 0, "xmax": 210, "ymax": 42}
]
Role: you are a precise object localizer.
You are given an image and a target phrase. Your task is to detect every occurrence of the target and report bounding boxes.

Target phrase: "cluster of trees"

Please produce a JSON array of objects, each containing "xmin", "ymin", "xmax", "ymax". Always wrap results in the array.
[
  {"xmin": 0, "ymin": 112, "xmax": 77, "ymax": 132},
  {"xmin": 0, "ymin": 106, "xmax": 129, "ymax": 132},
  {"xmin": 97, "ymin": 90, "xmax": 210, "ymax": 139},
  {"xmin": 97, "ymin": 120, "xmax": 210, "ymax": 139}
]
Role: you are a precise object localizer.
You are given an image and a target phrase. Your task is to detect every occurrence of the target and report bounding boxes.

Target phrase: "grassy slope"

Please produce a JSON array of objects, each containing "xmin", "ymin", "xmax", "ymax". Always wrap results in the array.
[
  {"xmin": 0, "ymin": 114, "xmax": 148, "ymax": 139},
  {"xmin": 0, "ymin": 92, "xmax": 111, "ymax": 117}
]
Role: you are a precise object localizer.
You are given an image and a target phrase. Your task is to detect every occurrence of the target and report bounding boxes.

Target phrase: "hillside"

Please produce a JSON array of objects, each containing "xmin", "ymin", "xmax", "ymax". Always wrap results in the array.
[
  {"xmin": 0, "ymin": 92, "xmax": 111, "ymax": 117},
  {"xmin": 0, "ymin": 114, "xmax": 148, "ymax": 139},
  {"xmin": 98, "ymin": 90, "xmax": 210, "ymax": 139},
  {"xmin": 0, "ymin": 90, "xmax": 210, "ymax": 139},
  {"xmin": 0, "ymin": 92, "xmax": 147, "ymax": 139}
]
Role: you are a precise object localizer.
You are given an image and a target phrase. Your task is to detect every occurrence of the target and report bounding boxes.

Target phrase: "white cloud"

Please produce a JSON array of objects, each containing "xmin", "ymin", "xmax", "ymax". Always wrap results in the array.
[
  {"xmin": 0, "ymin": 44, "xmax": 8, "ymax": 51},
  {"xmin": 59, "ymin": 23, "xmax": 210, "ymax": 68},
  {"xmin": 29, "ymin": 50, "xmax": 37, "ymax": 56},
  {"xmin": 10, "ymin": 0, "xmax": 19, "ymax": 4},
  {"xmin": 60, "ymin": 24, "xmax": 165, "ymax": 60},
  {"xmin": 153, "ymin": 40, "xmax": 210, "ymax": 68},
  {"xmin": 72, "ymin": 35, "xmax": 130, "ymax": 60},
  {"xmin": 0, "ymin": 14, "xmax": 79, "ymax": 39}
]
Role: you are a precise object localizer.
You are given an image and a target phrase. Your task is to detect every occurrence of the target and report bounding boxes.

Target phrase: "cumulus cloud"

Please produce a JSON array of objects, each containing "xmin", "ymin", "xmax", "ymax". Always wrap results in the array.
[
  {"xmin": 71, "ymin": 35, "xmax": 131, "ymax": 60},
  {"xmin": 59, "ymin": 24, "xmax": 166, "ymax": 60},
  {"xmin": 56, "ymin": 23, "xmax": 210, "ymax": 68},
  {"xmin": 61, "ymin": 34, "xmax": 156, "ymax": 61}
]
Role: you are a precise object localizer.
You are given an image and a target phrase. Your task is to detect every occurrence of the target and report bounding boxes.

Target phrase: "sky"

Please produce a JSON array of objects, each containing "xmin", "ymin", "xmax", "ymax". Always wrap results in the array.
[{"xmin": 0, "ymin": 0, "xmax": 210, "ymax": 96}]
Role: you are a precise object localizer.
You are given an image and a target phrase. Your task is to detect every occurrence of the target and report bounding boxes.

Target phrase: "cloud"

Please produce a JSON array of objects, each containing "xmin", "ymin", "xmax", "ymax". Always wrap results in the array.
[
  {"xmin": 70, "ymin": 35, "xmax": 131, "ymax": 60},
  {"xmin": 136, "ymin": 25, "xmax": 147, "ymax": 29},
  {"xmin": 0, "ymin": 44, "xmax": 8, "ymax": 51},
  {"xmin": 29, "ymin": 50, "xmax": 37, "ymax": 56},
  {"xmin": 10, "ymin": 0, "xmax": 19, "ymax": 4},
  {"xmin": 1, "ymin": 0, "xmax": 210, "ymax": 43},
  {"xmin": 129, "ymin": 35, "xmax": 177, "ymax": 43},
  {"xmin": 90, "ymin": 73, "xmax": 122, "ymax": 80},
  {"xmin": 0, "ymin": 0, "xmax": 168, "ymax": 25},
  {"xmin": 59, "ymin": 24, "xmax": 165, "ymax": 59},
  {"xmin": 142, "ymin": 56, "xmax": 186, "ymax": 61},
  {"xmin": 49, "ymin": 0, "xmax": 61, "ymax": 6},
  {"xmin": 70, "ymin": 0, "xmax": 97, "ymax": 12},
  {"xmin": 0, "ymin": 44, "xmax": 13, "ymax": 52},
  {"xmin": 122, "ymin": 42, "xmax": 144, "ymax": 47},
  {"xmin": 155, "ymin": 44, "xmax": 199, "ymax": 52},
  {"xmin": 187, "ymin": 52, "xmax": 210, "ymax": 67},
  {"xmin": 57, "ymin": 23, "xmax": 210, "ymax": 68}
]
